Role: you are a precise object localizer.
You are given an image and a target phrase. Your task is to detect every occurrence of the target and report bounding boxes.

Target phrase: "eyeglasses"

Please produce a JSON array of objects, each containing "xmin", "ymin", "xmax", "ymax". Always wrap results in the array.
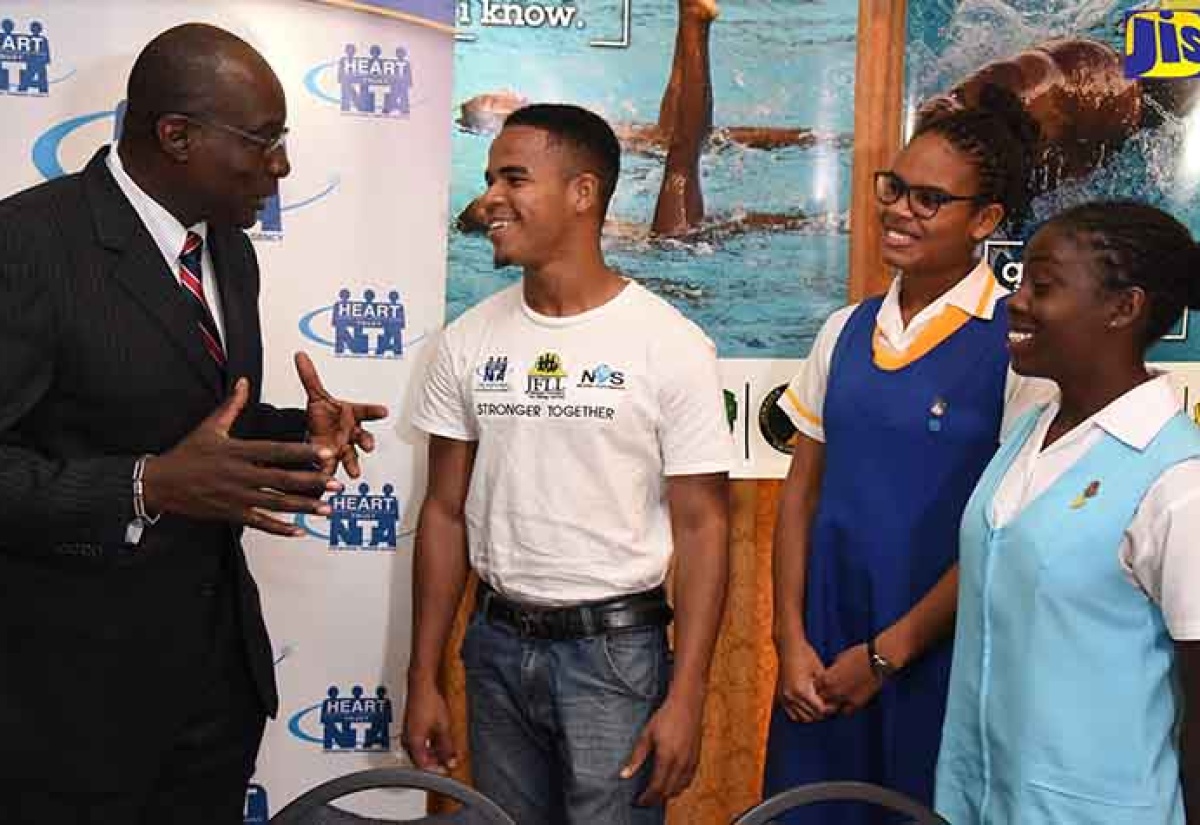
[
  {"xmin": 176, "ymin": 113, "xmax": 289, "ymax": 156},
  {"xmin": 874, "ymin": 170, "xmax": 983, "ymax": 219}
]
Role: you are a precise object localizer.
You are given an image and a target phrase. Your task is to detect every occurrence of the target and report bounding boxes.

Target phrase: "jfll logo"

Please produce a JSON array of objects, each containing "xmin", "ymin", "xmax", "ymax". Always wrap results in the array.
[{"xmin": 30, "ymin": 101, "xmax": 339, "ymax": 238}]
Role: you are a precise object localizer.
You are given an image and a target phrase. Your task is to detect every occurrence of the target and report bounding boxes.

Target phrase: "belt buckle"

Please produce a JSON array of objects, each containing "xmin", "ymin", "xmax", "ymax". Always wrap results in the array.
[{"xmin": 517, "ymin": 611, "xmax": 540, "ymax": 637}]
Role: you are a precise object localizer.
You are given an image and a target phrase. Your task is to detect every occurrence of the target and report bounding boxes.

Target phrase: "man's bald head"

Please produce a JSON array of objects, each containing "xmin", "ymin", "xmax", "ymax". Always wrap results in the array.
[
  {"xmin": 123, "ymin": 23, "xmax": 280, "ymax": 141},
  {"xmin": 116, "ymin": 23, "xmax": 290, "ymax": 230}
]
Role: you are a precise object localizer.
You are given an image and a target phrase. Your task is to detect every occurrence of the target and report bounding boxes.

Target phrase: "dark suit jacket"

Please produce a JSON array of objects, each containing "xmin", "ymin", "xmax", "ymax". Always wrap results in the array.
[{"xmin": 0, "ymin": 148, "xmax": 306, "ymax": 790}]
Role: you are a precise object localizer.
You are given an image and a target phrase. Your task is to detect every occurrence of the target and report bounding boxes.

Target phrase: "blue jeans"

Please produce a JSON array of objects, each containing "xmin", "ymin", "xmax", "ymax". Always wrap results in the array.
[{"xmin": 461, "ymin": 613, "xmax": 671, "ymax": 825}]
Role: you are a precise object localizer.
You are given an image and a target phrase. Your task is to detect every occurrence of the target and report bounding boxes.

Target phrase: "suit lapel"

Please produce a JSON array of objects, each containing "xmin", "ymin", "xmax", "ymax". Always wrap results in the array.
[
  {"xmin": 83, "ymin": 148, "xmax": 225, "ymax": 399},
  {"xmin": 207, "ymin": 228, "xmax": 254, "ymax": 392}
]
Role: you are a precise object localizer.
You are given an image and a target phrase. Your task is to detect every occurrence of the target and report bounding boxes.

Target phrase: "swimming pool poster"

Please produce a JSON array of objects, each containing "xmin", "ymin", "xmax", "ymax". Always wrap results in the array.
[
  {"xmin": 903, "ymin": 0, "xmax": 1200, "ymax": 370},
  {"xmin": 448, "ymin": 0, "xmax": 858, "ymax": 477}
]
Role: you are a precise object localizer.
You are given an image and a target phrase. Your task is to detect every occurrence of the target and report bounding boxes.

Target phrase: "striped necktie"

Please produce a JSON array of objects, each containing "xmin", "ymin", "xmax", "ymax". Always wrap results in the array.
[{"xmin": 178, "ymin": 231, "xmax": 226, "ymax": 368}]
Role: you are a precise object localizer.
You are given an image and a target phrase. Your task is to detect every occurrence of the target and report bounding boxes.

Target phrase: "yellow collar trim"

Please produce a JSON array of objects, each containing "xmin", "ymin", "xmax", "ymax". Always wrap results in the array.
[{"xmin": 872, "ymin": 277, "xmax": 999, "ymax": 371}]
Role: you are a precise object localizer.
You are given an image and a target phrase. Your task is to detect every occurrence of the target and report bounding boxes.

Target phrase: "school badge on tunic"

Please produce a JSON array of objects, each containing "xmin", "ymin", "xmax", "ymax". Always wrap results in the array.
[
  {"xmin": 1069, "ymin": 480, "xmax": 1101, "ymax": 509},
  {"xmin": 927, "ymin": 396, "xmax": 948, "ymax": 432}
]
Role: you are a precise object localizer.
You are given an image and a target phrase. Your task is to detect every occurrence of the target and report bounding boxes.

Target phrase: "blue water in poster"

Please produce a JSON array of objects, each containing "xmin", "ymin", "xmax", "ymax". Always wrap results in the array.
[
  {"xmin": 448, "ymin": 1, "xmax": 857, "ymax": 358},
  {"xmin": 905, "ymin": 0, "xmax": 1200, "ymax": 360}
]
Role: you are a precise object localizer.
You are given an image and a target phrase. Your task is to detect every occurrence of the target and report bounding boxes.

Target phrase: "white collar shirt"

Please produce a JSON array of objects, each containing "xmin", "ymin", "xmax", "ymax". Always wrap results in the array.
[{"xmin": 106, "ymin": 144, "xmax": 225, "ymax": 341}]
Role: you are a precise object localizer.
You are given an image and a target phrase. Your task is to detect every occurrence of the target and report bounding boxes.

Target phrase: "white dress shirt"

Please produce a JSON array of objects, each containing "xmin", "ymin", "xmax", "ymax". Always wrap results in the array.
[{"xmin": 106, "ymin": 144, "xmax": 226, "ymax": 342}]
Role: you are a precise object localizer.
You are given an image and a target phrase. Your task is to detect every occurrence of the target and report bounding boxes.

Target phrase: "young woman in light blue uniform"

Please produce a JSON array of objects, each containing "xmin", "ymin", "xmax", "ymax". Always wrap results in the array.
[
  {"xmin": 764, "ymin": 87, "xmax": 1046, "ymax": 823},
  {"xmin": 937, "ymin": 202, "xmax": 1200, "ymax": 824}
]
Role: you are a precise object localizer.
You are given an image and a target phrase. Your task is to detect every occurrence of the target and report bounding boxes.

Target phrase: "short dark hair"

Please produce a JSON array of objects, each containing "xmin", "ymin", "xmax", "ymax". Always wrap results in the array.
[
  {"xmin": 1042, "ymin": 200, "xmax": 1200, "ymax": 347},
  {"xmin": 503, "ymin": 103, "xmax": 621, "ymax": 218},
  {"xmin": 914, "ymin": 84, "xmax": 1040, "ymax": 233}
]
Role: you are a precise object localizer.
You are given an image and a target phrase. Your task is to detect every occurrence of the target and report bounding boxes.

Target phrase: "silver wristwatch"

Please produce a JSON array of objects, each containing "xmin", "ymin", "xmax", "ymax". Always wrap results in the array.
[{"xmin": 867, "ymin": 637, "xmax": 897, "ymax": 682}]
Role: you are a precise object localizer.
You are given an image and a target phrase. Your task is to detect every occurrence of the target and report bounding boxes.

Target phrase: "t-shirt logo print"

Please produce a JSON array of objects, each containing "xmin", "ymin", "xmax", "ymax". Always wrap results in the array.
[
  {"xmin": 526, "ymin": 351, "xmax": 567, "ymax": 399},
  {"xmin": 475, "ymin": 354, "xmax": 510, "ymax": 391},
  {"xmin": 577, "ymin": 363, "xmax": 626, "ymax": 389}
]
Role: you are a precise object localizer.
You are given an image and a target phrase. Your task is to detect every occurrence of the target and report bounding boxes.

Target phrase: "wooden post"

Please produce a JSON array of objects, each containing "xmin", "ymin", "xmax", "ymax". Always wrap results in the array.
[{"xmin": 849, "ymin": 0, "xmax": 909, "ymax": 301}]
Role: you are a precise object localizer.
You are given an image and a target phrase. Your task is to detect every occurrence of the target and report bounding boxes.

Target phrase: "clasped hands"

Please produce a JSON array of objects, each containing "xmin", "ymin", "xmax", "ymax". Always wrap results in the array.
[
  {"xmin": 776, "ymin": 637, "xmax": 886, "ymax": 723},
  {"xmin": 141, "ymin": 352, "xmax": 389, "ymax": 536}
]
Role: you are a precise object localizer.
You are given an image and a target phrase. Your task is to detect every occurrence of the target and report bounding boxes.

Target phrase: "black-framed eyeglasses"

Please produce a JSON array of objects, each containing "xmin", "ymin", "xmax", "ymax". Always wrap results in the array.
[
  {"xmin": 176, "ymin": 113, "xmax": 288, "ymax": 156},
  {"xmin": 874, "ymin": 170, "xmax": 983, "ymax": 219}
]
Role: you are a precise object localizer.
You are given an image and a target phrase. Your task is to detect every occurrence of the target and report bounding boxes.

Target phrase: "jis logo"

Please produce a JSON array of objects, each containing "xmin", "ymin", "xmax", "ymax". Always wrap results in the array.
[
  {"xmin": 30, "ymin": 99, "xmax": 339, "ymax": 239},
  {"xmin": 1125, "ymin": 9, "xmax": 1200, "ymax": 79},
  {"xmin": 305, "ymin": 43, "xmax": 415, "ymax": 118},
  {"xmin": 294, "ymin": 480, "xmax": 413, "ymax": 551},
  {"xmin": 0, "ymin": 17, "xmax": 73, "ymax": 95},
  {"xmin": 244, "ymin": 784, "xmax": 268, "ymax": 824},
  {"xmin": 299, "ymin": 287, "xmax": 431, "ymax": 358},
  {"xmin": 289, "ymin": 685, "xmax": 396, "ymax": 752}
]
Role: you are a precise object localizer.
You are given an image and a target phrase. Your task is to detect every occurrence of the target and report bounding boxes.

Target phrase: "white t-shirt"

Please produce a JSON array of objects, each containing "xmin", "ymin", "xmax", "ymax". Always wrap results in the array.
[
  {"xmin": 776, "ymin": 260, "xmax": 1054, "ymax": 441},
  {"xmin": 989, "ymin": 373, "xmax": 1200, "ymax": 640},
  {"xmin": 412, "ymin": 280, "xmax": 732, "ymax": 606}
]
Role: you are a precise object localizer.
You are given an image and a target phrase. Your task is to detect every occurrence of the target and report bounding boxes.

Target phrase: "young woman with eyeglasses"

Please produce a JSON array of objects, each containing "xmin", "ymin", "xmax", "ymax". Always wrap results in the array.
[{"xmin": 762, "ymin": 85, "xmax": 1049, "ymax": 823}]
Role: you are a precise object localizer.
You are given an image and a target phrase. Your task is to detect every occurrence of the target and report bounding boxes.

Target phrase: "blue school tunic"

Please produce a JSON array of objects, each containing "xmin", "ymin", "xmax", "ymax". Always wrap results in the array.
[
  {"xmin": 763, "ymin": 295, "xmax": 1009, "ymax": 824},
  {"xmin": 936, "ymin": 408, "xmax": 1200, "ymax": 825}
]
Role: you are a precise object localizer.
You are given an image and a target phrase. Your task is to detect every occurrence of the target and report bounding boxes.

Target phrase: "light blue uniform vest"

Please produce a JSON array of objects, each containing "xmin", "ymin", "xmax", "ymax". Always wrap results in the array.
[{"xmin": 937, "ymin": 406, "xmax": 1200, "ymax": 824}]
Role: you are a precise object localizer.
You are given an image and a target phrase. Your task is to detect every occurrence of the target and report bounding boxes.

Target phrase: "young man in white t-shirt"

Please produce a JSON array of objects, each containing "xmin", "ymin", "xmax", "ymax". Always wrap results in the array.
[{"xmin": 403, "ymin": 103, "xmax": 732, "ymax": 825}]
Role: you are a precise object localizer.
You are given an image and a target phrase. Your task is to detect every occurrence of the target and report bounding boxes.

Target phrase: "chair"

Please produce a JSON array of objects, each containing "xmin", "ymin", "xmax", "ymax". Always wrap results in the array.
[
  {"xmin": 732, "ymin": 781, "xmax": 950, "ymax": 825},
  {"xmin": 270, "ymin": 767, "xmax": 516, "ymax": 825}
]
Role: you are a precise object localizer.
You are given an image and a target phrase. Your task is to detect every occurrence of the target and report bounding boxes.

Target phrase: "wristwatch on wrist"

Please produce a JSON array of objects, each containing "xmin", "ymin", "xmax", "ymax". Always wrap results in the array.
[{"xmin": 867, "ymin": 636, "xmax": 897, "ymax": 682}]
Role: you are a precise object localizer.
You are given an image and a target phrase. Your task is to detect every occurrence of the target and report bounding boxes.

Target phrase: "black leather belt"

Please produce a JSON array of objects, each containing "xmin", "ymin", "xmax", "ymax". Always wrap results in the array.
[{"xmin": 476, "ymin": 582, "xmax": 673, "ymax": 640}]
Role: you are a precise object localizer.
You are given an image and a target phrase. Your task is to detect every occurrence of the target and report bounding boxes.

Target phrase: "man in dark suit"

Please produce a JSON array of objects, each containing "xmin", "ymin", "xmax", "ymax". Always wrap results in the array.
[{"xmin": 0, "ymin": 23, "xmax": 386, "ymax": 824}]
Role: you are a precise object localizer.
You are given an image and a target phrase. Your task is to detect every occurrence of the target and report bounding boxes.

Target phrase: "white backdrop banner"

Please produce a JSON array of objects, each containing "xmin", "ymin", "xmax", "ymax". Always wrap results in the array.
[{"xmin": 0, "ymin": 0, "xmax": 454, "ymax": 819}]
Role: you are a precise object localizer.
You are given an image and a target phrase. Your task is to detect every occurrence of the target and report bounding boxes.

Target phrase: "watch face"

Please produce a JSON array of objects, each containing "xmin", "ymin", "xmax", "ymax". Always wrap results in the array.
[{"xmin": 870, "ymin": 652, "xmax": 894, "ymax": 680}]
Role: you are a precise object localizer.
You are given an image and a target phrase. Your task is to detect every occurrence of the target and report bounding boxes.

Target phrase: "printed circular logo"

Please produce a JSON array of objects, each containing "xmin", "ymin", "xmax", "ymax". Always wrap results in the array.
[{"xmin": 758, "ymin": 383, "xmax": 799, "ymax": 455}]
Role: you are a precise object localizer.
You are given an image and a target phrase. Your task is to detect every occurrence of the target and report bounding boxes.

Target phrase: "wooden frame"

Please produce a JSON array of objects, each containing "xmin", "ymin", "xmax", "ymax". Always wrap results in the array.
[{"xmin": 848, "ymin": 0, "xmax": 909, "ymax": 301}]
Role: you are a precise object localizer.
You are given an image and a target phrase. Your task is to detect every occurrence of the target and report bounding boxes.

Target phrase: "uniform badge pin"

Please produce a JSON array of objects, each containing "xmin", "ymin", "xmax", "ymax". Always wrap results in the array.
[
  {"xmin": 1069, "ymin": 480, "xmax": 1101, "ymax": 509},
  {"xmin": 927, "ymin": 397, "xmax": 948, "ymax": 432}
]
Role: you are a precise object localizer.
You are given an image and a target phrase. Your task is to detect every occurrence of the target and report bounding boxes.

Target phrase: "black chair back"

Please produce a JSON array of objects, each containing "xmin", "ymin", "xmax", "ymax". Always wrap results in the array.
[
  {"xmin": 732, "ymin": 781, "xmax": 950, "ymax": 825},
  {"xmin": 269, "ymin": 767, "xmax": 515, "ymax": 825}
]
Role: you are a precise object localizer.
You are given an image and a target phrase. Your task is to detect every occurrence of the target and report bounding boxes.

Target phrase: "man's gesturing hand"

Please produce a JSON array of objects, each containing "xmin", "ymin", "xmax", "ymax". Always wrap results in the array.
[
  {"xmin": 296, "ymin": 352, "xmax": 389, "ymax": 479},
  {"xmin": 141, "ymin": 378, "xmax": 341, "ymax": 536}
]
